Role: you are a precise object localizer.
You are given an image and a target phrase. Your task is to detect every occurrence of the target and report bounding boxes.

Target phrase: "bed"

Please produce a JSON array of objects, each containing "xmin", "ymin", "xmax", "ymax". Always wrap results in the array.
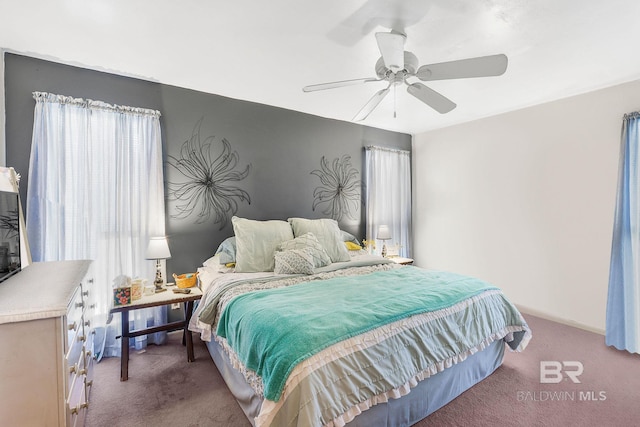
[{"xmin": 189, "ymin": 217, "xmax": 531, "ymax": 427}]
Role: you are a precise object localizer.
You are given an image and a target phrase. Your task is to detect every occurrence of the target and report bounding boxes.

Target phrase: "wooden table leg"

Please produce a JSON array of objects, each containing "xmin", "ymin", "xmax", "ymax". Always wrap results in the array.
[
  {"xmin": 120, "ymin": 310, "xmax": 129, "ymax": 381},
  {"xmin": 184, "ymin": 300, "xmax": 195, "ymax": 362}
]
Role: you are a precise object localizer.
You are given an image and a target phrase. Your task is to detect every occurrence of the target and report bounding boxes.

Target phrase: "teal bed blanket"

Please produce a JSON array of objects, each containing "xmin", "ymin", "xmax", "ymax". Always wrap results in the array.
[{"xmin": 216, "ymin": 267, "xmax": 517, "ymax": 402}]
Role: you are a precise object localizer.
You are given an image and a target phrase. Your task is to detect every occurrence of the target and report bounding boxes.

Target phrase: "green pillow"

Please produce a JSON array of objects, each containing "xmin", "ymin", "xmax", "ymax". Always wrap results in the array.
[
  {"xmin": 287, "ymin": 218, "xmax": 350, "ymax": 263},
  {"xmin": 232, "ymin": 216, "xmax": 294, "ymax": 272}
]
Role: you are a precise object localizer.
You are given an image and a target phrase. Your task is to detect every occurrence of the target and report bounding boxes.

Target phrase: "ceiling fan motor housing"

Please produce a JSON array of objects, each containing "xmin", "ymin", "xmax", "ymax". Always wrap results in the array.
[{"xmin": 375, "ymin": 51, "xmax": 418, "ymax": 83}]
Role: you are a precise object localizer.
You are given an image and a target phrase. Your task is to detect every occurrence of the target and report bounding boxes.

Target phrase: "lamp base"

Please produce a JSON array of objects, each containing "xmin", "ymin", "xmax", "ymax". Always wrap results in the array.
[
  {"xmin": 154, "ymin": 276, "xmax": 166, "ymax": 292},
  {"xmin": 154, "ymin": 263, "xmax": 166, "ymax": 292},
  {"xmin": 381, "ymin": 243, "xmax": 388, "ymax": 258}
]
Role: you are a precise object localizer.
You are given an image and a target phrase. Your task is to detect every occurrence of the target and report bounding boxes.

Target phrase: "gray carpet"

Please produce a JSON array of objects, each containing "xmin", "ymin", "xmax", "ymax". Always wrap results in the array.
[
  {"xmin": 85, "ymin": 332, "xmax": 249, "ymax": 427},
  {"xmin": 86, "ymin": 315, "xmax": 640, "ymax": 426}
]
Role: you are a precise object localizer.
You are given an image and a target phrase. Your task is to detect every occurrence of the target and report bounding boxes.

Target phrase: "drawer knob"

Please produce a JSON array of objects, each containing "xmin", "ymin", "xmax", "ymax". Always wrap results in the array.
[
  {"xmin": 75, "ymin": 302, "xmax": 84, "ymax": 309},
  {"xmin": 78, "ymin": 368, "xmax": 87, "ymax": 376},
  {"xmin": 67, "ymin": 322, "xmax": 77, "ymax": 331},
  {"xmin": 82, "ymin": 290, "xmax": 89, "ymax": 297},
  {"xmin": 69, "ymin": 364, "xmax": 77, "ymax": 374},
  {"xmin": 70, "ymin": 402, "xmax": 88, "ymax": 415},
  {"xmin": 78, "ymin": 335, "xmax": 86, "ymax": 342},
  {"xmin": 84, "ymin": 320, "xmax": 91, "ymax": 327},
  {"xmin": 86, "ymin": 380, "xmax": 93, "ymax": 387}
]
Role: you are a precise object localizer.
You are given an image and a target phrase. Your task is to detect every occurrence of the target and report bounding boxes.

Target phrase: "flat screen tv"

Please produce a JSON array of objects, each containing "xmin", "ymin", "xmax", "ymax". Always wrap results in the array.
[{"xmin": 0, "ymin": 190, "xmax": 21, "ymax": 283}]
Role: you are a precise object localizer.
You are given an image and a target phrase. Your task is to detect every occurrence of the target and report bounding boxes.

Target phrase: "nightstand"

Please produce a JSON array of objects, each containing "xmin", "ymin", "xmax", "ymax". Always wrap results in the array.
[
  {"xmin": 109, "ymin": 286, "xmax": 202, "ymax": 381},
  {"xmin": 388, "ymin": 257, "xmax": 414, "ymax": 265}
]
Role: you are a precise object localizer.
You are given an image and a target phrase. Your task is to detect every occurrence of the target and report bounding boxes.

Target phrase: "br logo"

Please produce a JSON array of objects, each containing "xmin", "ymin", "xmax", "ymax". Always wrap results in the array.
[{"xmin": 539, "ymin": 361, "xmax": 583, "ymax": 384}]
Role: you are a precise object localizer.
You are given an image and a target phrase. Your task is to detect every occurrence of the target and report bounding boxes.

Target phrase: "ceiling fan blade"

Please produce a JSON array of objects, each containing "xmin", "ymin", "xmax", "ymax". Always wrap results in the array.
[
  {"xmin": 303, "ymin": 77, "xmax": 380, "ymax": 92},
  {"xmin": 375, "ymin": 31, "xmax": 406, "ymax": 72},
  {"xmin": 353, "ymin": 86, "xmax": 391, "ymax": 121},
  {"xmin": 416, "ymin": 54, "xmax": 508, "ymax": 81},
  {"xmin": 407, "ymin": 83, "xmax": 456, "ymax": 114}
]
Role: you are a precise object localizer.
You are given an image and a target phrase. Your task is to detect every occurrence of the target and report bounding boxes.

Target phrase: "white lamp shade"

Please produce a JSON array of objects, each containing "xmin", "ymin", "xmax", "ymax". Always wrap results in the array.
[
  {"xmin": 145, "ymin": 236, "xmax": 171, "ymax": 260},
  {"xmin": 377, "ymin": 225, "xmax": 391, "ymax": 240}
]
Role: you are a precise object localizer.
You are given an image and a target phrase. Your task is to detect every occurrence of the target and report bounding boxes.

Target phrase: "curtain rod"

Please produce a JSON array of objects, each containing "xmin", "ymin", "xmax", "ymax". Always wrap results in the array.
[
  {"xmin": 364, "ymin": 145, "xmax": 410, "ymax": 155},
  {"xmin": 32, "ymin": 91, "xmax": 161, "ymax": 118}
]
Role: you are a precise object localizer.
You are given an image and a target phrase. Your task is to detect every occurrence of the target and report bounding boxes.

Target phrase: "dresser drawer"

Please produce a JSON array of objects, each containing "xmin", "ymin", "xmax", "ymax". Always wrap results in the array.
[
  {"xmin": 65, "ymin": 287, "xmax": 85, "ymax": 353},
  {"xmin": 80, "ymin": 279, "xmax": 94, "ymax": 309},
  {"xmin": 66, "ymin": 322, "xmax": 85, "ymax": 363},
  {"xmin": 67, "ymin": 376, "xmax": 88, "ymax": 427},
  {"xmin": 83, "ymin": 347, "xmax": 95, "ymax": 401},
  {"xmin": 66, "ymin": 344, "xmax": 87, "ymax": 397},
  {"xmin": 67, "ymin": 345, "xmax": 92, "ymax": 422}
]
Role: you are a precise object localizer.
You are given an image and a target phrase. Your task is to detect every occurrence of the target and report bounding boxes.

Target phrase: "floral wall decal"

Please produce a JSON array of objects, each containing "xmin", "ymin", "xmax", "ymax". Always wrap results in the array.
[
  {"xmin": 167, "ymin": 119, "xmax": 251, "ymax": 228},
  {"xmin": 311, "ymin": 155, "xmax": 360, "ymax": 221}
]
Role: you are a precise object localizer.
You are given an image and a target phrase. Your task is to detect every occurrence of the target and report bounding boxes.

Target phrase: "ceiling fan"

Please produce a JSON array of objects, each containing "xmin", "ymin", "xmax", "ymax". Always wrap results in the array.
[{"xmin": 303, "ymin": 31, "xmax": 508, "ymax": 121}]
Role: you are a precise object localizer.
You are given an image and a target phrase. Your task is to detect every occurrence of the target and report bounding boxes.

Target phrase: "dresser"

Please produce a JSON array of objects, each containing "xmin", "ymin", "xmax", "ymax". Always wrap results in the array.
[{"xmin": 0, "ymin": 260, "xmax": 94, "ymax": 427}]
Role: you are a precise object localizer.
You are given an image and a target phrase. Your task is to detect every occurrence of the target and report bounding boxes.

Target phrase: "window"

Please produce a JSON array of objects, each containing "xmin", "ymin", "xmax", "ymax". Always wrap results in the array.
[
  {"xmin": 364, "ymin": 145, "xmax": 412, "ymax": 257},
  {"xmin": 27, "ymin": 92, "xmax": 167, "ymax": 357}
]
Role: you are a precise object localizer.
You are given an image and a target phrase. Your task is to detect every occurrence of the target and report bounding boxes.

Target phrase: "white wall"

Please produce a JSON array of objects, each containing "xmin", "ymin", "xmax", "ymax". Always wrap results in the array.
[{"xmin": 413, "ymin": 79, "xmax": 640, "ymax": 334}]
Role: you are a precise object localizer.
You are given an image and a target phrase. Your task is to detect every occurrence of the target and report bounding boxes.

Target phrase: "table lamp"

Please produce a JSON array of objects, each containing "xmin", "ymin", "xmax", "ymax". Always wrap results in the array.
[
  {"xmin": 146, "ymin": 236, "xmax": 171, "ymax": 293},
  {"xmin": 377, "ymin": 225, "xmax": 391, "ymax": 257}
]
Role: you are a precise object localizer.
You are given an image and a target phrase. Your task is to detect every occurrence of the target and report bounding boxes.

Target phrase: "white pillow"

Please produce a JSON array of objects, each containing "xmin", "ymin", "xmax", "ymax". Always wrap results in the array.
[
  {"xmin": 232, "ymin": 216, "xmax": 294, "ymax": 272},
  {"xmin": 202, "ymin": 254, "xmax": 221, "ymax": 268},
  {"xmin": 214, "ymin": 237, "xmax": 237, "ymax": 264},
  {"xmin": 287, "ymin": 218, "xmax": 350, "ymax": 263},
  {"xmin": 278, "ymin": 232, "xmax": 332, "ymax": 268},
  {"xmin": 274, "ymin": 248, "xmax": 315, "ymax": 275}
]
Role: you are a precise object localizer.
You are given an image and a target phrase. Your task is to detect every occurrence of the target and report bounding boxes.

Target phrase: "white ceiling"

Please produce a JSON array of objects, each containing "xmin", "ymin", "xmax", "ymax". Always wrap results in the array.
[{"xmin": 2, "ymin": 0, "xmax": 640, "ymax": 135}]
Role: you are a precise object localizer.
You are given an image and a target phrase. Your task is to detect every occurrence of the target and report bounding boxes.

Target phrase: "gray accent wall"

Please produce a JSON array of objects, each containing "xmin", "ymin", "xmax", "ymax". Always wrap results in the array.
[{"xmin": 4, "ymin": 53, "xmax": 411, "ymax": 276}]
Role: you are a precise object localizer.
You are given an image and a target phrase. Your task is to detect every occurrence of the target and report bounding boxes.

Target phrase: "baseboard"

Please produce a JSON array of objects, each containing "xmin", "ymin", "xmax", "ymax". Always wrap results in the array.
[{"xmin": 515, "ymin": 304, "xmax": 605, "ymax": 336}]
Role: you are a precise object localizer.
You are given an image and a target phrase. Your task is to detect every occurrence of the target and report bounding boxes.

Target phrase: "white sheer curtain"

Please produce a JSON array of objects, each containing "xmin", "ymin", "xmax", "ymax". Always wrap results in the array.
[
  {"xmin": 365, "ymin": 146, "xmax": 412, "ymax": 257},
  {"xmin": 26, "ymin": 92, "xmax": 167, "ymax": 358}
]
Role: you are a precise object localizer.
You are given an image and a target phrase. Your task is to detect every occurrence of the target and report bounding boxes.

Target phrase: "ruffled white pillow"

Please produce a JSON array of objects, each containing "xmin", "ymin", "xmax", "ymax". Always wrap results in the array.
[
  {"xmin": 278, "ymin": 232, "xmax": 331, "ymax": 268},
  {"xmin": 274, "ymin": 248, "xmax": 316, "ymax": 275}
]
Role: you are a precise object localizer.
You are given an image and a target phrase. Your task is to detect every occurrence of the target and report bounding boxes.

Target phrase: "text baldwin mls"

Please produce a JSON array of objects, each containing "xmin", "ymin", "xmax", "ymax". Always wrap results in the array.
[{"xmin": 517, "ymin": 391, "xmax": 607, "ymax": 402}]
